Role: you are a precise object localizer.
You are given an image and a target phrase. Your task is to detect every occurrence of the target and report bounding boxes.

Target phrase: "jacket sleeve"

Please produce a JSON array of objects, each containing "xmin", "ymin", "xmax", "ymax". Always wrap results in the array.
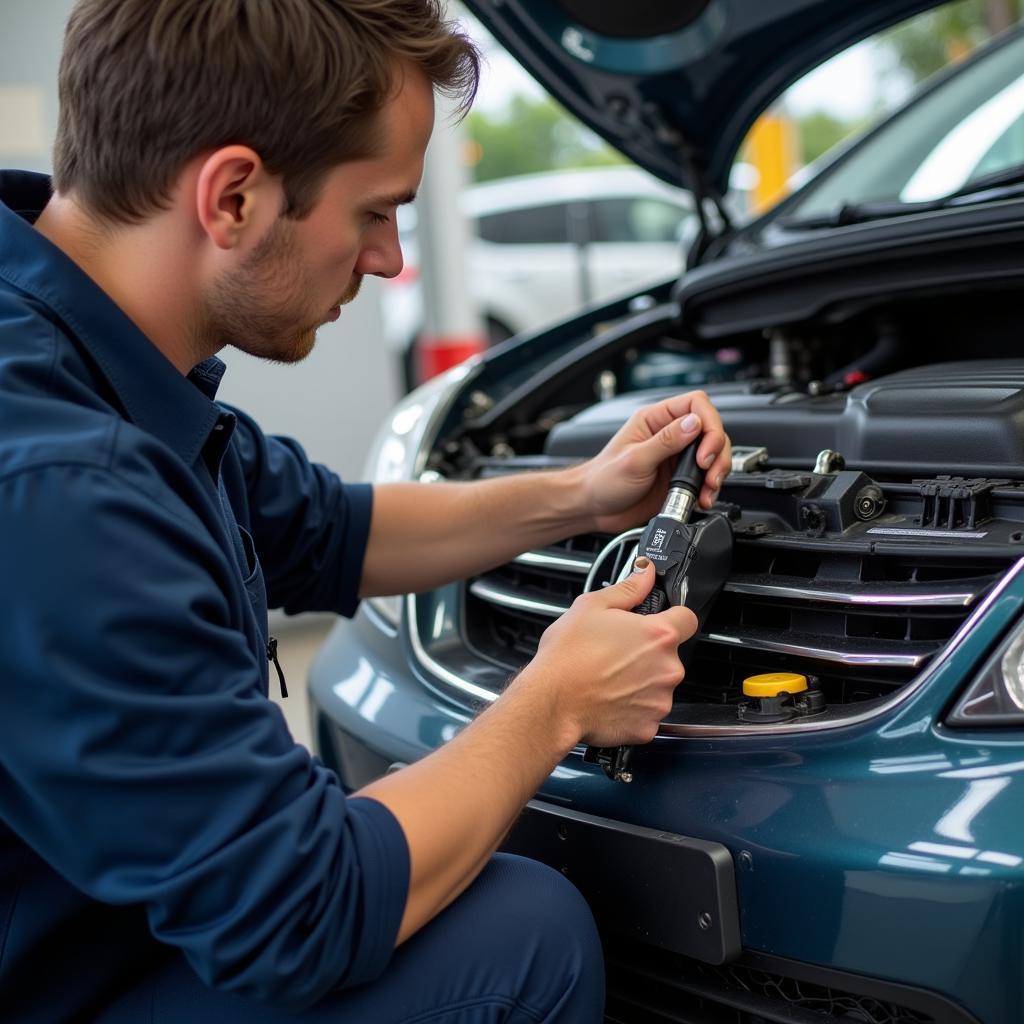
[
  {"xmin": 0, "ymin": 460, "xmax": 408, "ymax": 1011},
  {"xmin": 222, "ymin": 405, "xmax": 373, "ymax": 617}
]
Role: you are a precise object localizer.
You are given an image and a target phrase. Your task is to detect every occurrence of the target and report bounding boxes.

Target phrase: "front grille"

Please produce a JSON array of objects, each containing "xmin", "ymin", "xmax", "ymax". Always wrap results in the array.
[
  {"xmin": 462, "ymin": 530, "xmax": 1010, "ymax": 709},
  {"xmin": 603, "ymin": 938, "xmax": 977, "ymax": 1024}
]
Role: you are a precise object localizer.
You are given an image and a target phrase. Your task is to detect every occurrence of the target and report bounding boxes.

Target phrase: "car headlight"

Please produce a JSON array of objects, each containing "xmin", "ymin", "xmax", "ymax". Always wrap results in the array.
[
  {"xmin": 948, "ymin": 618, "xmax": 1024, "ymax": 726},
  {"xmin": 362, "ymin": 360, "xmax": 480, "ymax": 626}
]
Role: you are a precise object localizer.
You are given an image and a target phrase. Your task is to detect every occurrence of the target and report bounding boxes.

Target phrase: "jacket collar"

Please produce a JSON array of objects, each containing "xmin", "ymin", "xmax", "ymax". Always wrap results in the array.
[{"xmin": 0, "ymin": 170, "xmax": 225, "ymax": 466}]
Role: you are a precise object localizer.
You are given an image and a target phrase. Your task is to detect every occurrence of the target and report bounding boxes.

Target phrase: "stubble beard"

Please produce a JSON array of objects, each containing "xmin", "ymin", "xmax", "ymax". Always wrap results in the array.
[
  {"xmin": 339, "ymin": 274, "xmax": 362, "ymax": 306},
  {"xmin": 199, "ymin": 217, "xmax": 356, "ymax": 365}
]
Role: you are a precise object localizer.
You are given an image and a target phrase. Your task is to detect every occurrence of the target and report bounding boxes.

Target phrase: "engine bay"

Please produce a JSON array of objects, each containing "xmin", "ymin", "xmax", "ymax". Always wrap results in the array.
[{"xmin": 411, "ymin": 294, "xmax": 1024, "ymax": 732}]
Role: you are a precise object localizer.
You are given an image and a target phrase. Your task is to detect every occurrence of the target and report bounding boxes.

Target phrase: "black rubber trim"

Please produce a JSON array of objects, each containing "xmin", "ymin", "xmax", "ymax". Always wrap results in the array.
[
  {"xmin": 501, "ymin": 799, "xmax": 741, "ymax": 965},
  {"xmin": 743, "ymin": 948, "xmax": 980, "ymax": 1024},
  {"xmin": 603, "ymin": 933, "xmax": 982, "ymax": 1024}
]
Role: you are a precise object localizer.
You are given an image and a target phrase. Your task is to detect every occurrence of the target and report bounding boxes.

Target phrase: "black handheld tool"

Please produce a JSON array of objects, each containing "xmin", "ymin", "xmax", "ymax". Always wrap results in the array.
[{"xmin": 584, "ymin": 441, "xmax": 733, "ymax": 783}]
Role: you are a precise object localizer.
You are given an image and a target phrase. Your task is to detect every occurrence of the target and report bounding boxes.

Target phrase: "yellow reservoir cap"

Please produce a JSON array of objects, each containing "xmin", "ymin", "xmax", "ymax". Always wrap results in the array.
[{"xmin": 742, "ymin": 672, "xmax": 808, "ymax": 698}]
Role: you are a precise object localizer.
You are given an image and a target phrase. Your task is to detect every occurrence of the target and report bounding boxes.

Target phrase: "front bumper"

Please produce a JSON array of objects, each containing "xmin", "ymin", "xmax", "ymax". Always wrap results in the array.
[{"xmin": 309, "ymin": 596, "xmax": 1024, "ymax": 1023}]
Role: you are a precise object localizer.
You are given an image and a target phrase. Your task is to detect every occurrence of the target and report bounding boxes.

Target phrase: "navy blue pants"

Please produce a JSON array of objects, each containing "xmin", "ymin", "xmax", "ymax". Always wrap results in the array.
[{"xmin": 96, "ymin": 854, "xmax": 605, "ymax": 1023}]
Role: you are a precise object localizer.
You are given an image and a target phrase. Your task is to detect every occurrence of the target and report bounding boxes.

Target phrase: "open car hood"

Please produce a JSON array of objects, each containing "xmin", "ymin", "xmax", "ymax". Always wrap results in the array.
[{"xmin": 463, "ymin": 0, "xmax": 943, "ymax": 198}]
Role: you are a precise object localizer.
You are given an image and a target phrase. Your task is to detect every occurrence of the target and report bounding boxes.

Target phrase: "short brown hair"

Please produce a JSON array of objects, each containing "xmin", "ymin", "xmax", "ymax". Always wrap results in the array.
[{"xmin": 53, "ymin": 0, "xmax": 479, "ymax": 224}]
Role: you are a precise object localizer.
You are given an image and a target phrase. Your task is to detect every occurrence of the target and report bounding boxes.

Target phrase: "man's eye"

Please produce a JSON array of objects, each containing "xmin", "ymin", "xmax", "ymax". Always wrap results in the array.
[{"xmin": 368, "ymin": 212, "xmax": 389, "ymax": 225}]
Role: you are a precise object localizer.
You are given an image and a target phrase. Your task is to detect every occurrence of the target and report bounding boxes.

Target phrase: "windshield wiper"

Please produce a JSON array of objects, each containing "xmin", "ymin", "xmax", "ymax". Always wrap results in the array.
[
  {"xmin": 947, "ymin": 162, "xmax": 1024, "ymax": 198},
  {"xmin": 778, "ymin": 163, "xmax": 1024, "ymax": 231},
  {"xmin": 777, "ymin": 199, "xmax": 936, "ymax": 230}
]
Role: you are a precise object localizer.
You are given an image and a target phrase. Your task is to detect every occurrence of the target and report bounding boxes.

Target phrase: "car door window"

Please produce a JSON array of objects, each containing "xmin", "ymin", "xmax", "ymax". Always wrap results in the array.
[
  {"xmin": 590, "ymin": 197, "xmax": 686, "ymax": 243},
  {"xmin": 477, "ymin": 203, "xmax": 571, "ymax": 244}
]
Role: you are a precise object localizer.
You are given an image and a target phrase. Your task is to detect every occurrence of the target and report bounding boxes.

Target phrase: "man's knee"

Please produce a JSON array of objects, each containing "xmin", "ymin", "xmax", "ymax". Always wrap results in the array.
[
  {"xmin": 482, "ymin": 853, "xmax": 599, "ymax": 950},
  {"xmin": 340, "ymin": 853, "xmax": 604, "ymax": 1023},
  {"xmin": 471, "ymin": 853, "xmax": 605, "ymax": 1019}
]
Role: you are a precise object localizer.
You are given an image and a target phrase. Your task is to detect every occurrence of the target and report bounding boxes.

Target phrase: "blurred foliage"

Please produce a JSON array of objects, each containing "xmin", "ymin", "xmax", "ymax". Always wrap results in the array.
[
  {"xmin": 797, "ymin": 110, "xmax": 857, "ymax": 165},
  {"xmin": 467, "ymin": 95, "xmax": 625, "ymax": 182},
  {"xmin": 882, "ymin": 0, "xmax": 1021, "ymax": 84}
]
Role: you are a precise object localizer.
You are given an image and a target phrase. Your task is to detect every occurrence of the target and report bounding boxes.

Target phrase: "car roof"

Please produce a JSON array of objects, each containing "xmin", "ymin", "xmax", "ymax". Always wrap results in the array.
[
  {"xmin": 461, "ymin": 167, "xmax": 691, "ymax": 217},
  {"xmin": 397, "ymin": 166, "xmax": 691, "ymax": 235}
]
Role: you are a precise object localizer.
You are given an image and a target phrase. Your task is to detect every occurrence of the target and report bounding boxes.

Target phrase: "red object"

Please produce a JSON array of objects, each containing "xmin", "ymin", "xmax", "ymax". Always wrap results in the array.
[
  {"xmin": 416, "ymin": 334, "xmax": 487, "ymax": 382},
  {"xmin": 389, "ymin": 264, "xmax": 419, "ymax": 286},
  {"xmin": 844, "ymin": 369, "xmax": 869, "ymax": 386}
]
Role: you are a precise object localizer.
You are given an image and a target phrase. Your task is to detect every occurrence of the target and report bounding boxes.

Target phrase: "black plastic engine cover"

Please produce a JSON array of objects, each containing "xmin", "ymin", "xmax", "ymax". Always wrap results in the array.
[{"xmin": 545, "ymin": 360, "xmax": 1024, "ymax": 478}]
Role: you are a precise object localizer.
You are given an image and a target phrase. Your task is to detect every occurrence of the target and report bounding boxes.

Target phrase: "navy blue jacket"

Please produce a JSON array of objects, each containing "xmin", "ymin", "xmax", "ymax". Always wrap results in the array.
[{"xmin": 0, "ymin": 171, "xmax": 409, "ymax": 1020}]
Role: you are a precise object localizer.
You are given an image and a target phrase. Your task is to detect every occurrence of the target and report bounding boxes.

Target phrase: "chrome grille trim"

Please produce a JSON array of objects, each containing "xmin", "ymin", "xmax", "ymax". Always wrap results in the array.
[
  {"xmin": 468, "ymin": 580, "xmax": 568, "ymax": 618},
  {"xmin": 409, "ymin": 558, "xmax": 1024, "ymax": 735},
  {"xmin": 725, "ymin": 575, "xmax": 980, "ymax": 607},
  {"xmin": 658, "ymin": 556, "xmax": 1024, "ymax": 736},
  {"xmin": 472, "ymin": 546, "xmax": 985, "ymax": 668},
  {"xmin": 406, "ymin": 593, "xmax": 498, "ymax": 704},
  {"xmin": 508, "ymin": 553, "xmax": 985, "ymax": 607},
  {"xmin": 703, "ymin": 630, "xmax": 930, "ymax": 668},
  {"xmin": 512, "ymin": 550, "xmax": 592, "ymax": 574}
]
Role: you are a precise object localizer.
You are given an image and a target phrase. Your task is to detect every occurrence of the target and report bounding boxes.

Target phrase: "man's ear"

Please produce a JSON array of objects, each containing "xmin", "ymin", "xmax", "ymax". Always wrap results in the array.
[{"xmin": 194, "ymin": 146, "xmax": 279, "ymax": 250}]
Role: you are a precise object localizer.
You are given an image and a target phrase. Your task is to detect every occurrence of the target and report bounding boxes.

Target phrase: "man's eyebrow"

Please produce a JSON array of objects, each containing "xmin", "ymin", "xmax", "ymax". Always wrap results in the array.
[{"xmin": 368, "ymin": 190, "xmax": 417, "ymax": 208}]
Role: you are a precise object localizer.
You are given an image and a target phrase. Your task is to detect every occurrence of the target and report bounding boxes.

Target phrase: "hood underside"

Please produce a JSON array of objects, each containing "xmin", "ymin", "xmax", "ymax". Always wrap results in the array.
[{"xmin": 464, "ymin": 0, "xmax": 942, "ymax": 196}]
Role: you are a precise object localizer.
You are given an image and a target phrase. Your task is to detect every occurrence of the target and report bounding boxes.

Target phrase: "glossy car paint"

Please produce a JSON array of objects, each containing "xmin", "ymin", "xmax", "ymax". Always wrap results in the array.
[
  {"xmin": 310, "ymin": 5, "xmax": 1024, "ymax": 1020},
  {"xmin": 311, "ymin": 561, "xmax": 1024, "ymax": 1022}
]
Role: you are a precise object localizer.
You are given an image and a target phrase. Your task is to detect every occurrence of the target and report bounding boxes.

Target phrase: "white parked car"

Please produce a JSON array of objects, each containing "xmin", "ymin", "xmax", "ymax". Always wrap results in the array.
[{"xmin": 384, "ymin": 166, "xmax": 696, "ymax": 387}]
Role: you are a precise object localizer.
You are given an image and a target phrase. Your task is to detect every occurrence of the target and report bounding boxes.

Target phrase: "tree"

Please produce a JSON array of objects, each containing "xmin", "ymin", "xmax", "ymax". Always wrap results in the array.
[
  {"xmin": 797, "ymin": 110, "xmax": 857, "ymax": 166},
  {"xmin": 882, "ymin": 0, "xmax": 1021, "ymax": 85},
  {"xmin": 466, "ymin": 95, "xmax": 625, "ymax": 183}
]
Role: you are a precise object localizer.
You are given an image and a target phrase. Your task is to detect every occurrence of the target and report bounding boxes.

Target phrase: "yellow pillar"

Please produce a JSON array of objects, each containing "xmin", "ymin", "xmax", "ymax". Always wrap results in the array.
[{"xmin": 746, "ymin": 109, "xmax": 798, "ymax": 215}]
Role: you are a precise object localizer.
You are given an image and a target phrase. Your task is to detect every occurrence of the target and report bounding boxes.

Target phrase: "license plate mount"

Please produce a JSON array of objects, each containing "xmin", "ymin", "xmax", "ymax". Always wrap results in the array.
[{"xmin": 501, "ymin": 800, "xmax": 741, "ymax": 965}]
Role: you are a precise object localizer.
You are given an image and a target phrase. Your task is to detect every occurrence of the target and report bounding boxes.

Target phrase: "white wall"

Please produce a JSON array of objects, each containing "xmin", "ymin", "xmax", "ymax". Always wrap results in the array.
[
  {"xmin": 0, "ymin": 0, "xmax": 73, "ymax": 173},
  {"xmin": 0, "ymin": 0, "xmax": 400, "ymax": 482}
]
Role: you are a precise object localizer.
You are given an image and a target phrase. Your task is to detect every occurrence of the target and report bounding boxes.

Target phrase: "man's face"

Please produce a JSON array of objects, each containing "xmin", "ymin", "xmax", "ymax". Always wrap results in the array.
[{"xmin": 201, "ymin": 67, "xmax": 434, "ymax": 363}]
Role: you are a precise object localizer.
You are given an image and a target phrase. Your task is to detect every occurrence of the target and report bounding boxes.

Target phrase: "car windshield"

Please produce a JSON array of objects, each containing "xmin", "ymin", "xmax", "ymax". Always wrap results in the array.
[{"xmin": 784, "ymin": 29, "xmax": 1024, "ymax": 221}]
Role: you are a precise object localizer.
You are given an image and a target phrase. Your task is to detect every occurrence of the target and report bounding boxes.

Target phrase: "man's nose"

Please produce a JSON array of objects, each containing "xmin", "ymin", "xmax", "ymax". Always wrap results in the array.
[{"xmin": 356, "ymin": 231, "xmax": 404, "ymax": 280}]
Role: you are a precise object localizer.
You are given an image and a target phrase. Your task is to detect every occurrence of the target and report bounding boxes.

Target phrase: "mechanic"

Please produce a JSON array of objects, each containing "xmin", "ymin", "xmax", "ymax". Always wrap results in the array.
[{"xmin": 0, "ymin": 2, "xmax": 732, "ymax": 1022}]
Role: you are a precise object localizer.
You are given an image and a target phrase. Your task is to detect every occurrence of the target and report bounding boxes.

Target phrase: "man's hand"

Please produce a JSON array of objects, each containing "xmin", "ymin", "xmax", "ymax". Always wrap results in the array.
[
  {"xmin": 358, "ymin": 554, "xmax": 698, "ymax": 948},
  {"xmin": 361, "ymin": 391, "xmax": 728, "ymax": 602},
  {"xmin": 513, "ymin": 558, "xmax": 699, "ymax": 750},
  {"xmin": 573, "ymin": 390, "xmax": 731, "ymax": 535}
]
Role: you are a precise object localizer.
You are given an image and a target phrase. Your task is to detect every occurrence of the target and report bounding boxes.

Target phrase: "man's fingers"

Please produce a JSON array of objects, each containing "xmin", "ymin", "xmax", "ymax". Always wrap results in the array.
[
  {"xmin": 696, "ymin": 427, "xmax": 727, "ymax": 471},
  {"xmin": 660, "ymin": 604, "xmax": 699, "ymax": 644},
  {"xmin": 588, "ymin": 555, "xmax": 656, "ymax": 609},
  {"xmin": 625, "ymin": 413, "xmax": 703, "ymax": 478},
  {"xmin": 629, "ymin": 390, "xmax": 730, "ymax": 480},
  {"xmin": 591, "ymin": 560, "xmax": 699, "ymax": 640},
  {"xmin": 631, "ymin": 413, "xmax": 730, "ymax": 491},
  {"xmin": 698, "ymin": 434, "xmax": 732, "ymax": 508},
  {"xmin": 686, "ymin": 392, "xmax": 726, "ymax": 467},
  {"xmin": 634, "ymin": 390, "xmax": 709, "ymax": 439},
  {"xmin": 682, "ymin": 391, "xmax": 731, "ymax": 507},
  {"xmin": 631, "ymin": 391, "xmax": 726, "ymax": 451}
]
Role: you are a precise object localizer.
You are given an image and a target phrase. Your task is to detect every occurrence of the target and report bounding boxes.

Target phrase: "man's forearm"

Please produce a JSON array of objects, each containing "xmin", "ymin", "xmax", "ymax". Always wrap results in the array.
[
  {"xmin": 359, "ymin": 391, "xmax": 732, "ymax": 598},
  {"xmin": 360, "ymin": 468, "xmax": 591, "ymax": 597}
]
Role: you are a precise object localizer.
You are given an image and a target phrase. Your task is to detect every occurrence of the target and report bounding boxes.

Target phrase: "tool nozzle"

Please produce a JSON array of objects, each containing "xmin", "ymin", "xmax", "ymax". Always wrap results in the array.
[
  {"xmin": 669, "ymin": 442, "xmax": 704, "ymax": 496},
  {"xmin": 661, "ymin": 442, "xmax": 705, "ymax": 523}
]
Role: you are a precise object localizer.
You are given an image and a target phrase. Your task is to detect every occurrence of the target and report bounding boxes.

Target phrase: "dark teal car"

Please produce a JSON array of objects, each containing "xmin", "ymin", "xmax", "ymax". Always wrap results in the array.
[{"xmin": 310, "ymin": 3, "xmax": 1024, "ymax": 1021}]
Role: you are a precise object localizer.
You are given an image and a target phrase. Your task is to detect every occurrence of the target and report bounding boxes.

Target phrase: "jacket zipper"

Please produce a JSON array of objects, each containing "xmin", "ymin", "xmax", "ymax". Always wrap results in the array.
[{"xmin": 267, "ymin": 636, "xmax": 288, "ymax": 698}]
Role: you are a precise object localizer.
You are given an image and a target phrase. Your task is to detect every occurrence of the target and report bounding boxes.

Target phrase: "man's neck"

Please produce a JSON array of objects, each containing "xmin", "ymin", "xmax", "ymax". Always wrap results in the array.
[{"xmin": 34, "ymin": 194, "xmax": 206, "ymax": 374}]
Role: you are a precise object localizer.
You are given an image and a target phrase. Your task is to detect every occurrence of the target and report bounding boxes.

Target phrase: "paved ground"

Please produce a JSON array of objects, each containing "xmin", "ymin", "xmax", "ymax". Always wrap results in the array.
[{"xmin": 267, "ymin": 613, "xmax": 335, "ymax": 751}]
